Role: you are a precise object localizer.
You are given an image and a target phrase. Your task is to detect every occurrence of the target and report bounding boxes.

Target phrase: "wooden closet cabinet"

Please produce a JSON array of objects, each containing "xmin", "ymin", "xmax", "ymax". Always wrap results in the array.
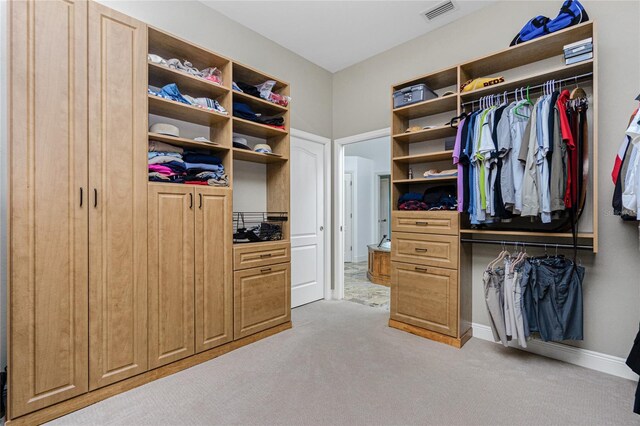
[
  {"xmin": 87, "ymin": 1, "xmax": 149, "ymax": 390},
  {"xmin": 148, "ymin": 184, "xmax": 233, "ymax": 368},
  {"xmin": 8, "ymin": 0, "xmax": 148, "ymax": 416}
]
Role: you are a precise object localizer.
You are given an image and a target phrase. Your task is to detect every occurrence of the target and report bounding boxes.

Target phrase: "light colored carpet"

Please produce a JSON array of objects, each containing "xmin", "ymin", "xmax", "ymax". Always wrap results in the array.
[{"xmin": 49, "ymin": 301, "xmax": 639, "ymax": 425}]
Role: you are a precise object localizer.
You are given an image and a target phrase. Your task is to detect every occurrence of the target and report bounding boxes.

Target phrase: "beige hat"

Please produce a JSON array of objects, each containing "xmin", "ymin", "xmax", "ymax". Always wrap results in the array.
[
  {"xmin": 149, "ymin": 123, "xmax": 179, "ymax": 137},
  {"xmin": 254, "ymin": 143, "xmax": 272, "ymax": 154}
]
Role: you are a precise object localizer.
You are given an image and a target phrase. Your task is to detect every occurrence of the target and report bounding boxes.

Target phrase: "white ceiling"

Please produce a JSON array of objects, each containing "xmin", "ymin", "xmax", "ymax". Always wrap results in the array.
[{"xmin": 200, "ymin": 1, "xmax": 495, "ymax": 73}]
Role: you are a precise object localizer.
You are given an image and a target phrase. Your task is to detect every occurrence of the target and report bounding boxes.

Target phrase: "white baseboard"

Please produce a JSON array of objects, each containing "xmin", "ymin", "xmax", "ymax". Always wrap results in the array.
[
  {"xmin": 353, "ymin": 255, "xmax": 367, "ymax": 263},
  {"xmin": 472, "ymin": 323, "xmax": 639, "ymax": 381}
]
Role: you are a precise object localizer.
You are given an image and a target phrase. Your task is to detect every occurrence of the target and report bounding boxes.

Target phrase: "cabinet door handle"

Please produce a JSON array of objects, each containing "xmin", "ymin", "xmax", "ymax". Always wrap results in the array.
[
  {"xmin": 260, "ymin": 253, "xmax": 272, "ymax": 258},
  {"xmin": 260, "ymin": 267, "xmax": 272, "ymax": 273},
  {"xmin": 80, "ymin": 187, "xmax": 83, "ymax": 207},
  {"xmin": 415, "ymin": 248, "xmax": 428, "ymax": 253},
  {"xmin": 415, "ymin": 221, "xmax": 429, "ymax": 226},
  {"xmin": 189, "ymin": 193, "xmax": 193, "ymax": 209},
  {"xmin": 93, "ymin": 189, "xmax": 98, "ymax": 208},
  {"xmin": 199, "ymin": 193, "xmax": 202, "ymax": 209},
  {"xmin": 415, "ymin": 267, "xmax": 428, "ymax": 273}
]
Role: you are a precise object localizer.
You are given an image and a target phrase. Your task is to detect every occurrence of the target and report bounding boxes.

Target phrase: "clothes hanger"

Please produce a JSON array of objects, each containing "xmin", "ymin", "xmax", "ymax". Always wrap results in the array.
[
  {"xmin": 570, "ymin": 76, "xmax": 587, "ymax": 99},
  {"xmin": 514, "ymin": 86, "xmax": 531, "ymax": 118}
]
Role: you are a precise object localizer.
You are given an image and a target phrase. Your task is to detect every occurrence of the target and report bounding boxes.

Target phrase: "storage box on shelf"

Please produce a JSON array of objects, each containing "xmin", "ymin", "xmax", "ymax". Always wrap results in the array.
[{"xmin": 388, "ymin": 21, "xmax": 598, "ymax": 350}]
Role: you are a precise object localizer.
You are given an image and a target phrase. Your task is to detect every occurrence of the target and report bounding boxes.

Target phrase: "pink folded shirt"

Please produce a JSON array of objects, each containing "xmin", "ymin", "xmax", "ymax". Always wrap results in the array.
[{"xmin": 148, "ymin": 164, "xmax": 173, "ymax": 175}]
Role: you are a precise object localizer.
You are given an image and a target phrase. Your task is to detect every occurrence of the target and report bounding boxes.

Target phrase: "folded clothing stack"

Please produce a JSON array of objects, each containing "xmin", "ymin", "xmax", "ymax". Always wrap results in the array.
[
  {"xmin": 398, "ymin": 186, "xmax": 458, "ymax": 211},
  {"xmin": 148, "ymin": 54, "xmax": 223, "ymax": 85},
  {"xmin": 148, "ymin": 141, "xmax": 228, "ymax": 187},
  {"xmin": 233, "ymin": 81, "xmax": 291, "ymax": 107},
  {"xmin": 148, "ymin": 83, "xmax": 227, "ymax": 115},
  {"xmin": 233, "ymin": 102, "xmax": 285, "ymax": 129}
]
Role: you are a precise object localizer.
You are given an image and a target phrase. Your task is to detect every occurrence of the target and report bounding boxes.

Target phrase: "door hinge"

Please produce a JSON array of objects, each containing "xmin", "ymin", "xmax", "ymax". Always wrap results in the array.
[
  {"xmin": 350, "ymin": 246, "xmax": 352, "ymax": 251},
  {"xmin": 350, "ymin": 213, "xmax": 352, "ymax": 218}
]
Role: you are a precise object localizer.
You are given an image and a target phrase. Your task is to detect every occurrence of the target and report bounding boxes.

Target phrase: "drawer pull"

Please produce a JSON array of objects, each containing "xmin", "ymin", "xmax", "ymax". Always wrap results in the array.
[
  {"xmin": 260, "ymin": 253, "xmax": 273, "ymax": 258},
  {"xmin": 415, "ymin": 248, "xmax": 428, "ymax": 253},
  {"xmin": 415, "ymin": 267, "xmax": 428, "ymax": 273},
  {"xmin": 415, "ymin": 221, "xmax": 429, "ymax": 226},
  {"xmin": 260, "ymin": 267, "xmax": 272, "ymax": 273}
]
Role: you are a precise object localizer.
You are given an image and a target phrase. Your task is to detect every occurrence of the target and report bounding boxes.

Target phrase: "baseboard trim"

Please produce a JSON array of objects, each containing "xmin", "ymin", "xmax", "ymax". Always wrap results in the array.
[
  {"xmin": 7, "ymin": 322, "xmax": 293, "ymax": 425},
  {"xmin": 472, "ymin": 323, "xmax": 638, "ymax": 381}
]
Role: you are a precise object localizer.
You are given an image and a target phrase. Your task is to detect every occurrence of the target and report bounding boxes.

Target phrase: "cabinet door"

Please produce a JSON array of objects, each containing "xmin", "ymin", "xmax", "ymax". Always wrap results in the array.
[
  {"xmin": 195, "ymin": 188, "xmax": 233, "ymax": 352},
  {"xmin": 87, "ymin": 2, "xmax": 148, "ymax": 389},
  {"xmin": 234, "ymin": 263, "xmax": 291, "ymax": 340},
  {"xmin": 8, "ymin": 0, "xmax": 88, "ymax": 417},
  {"xmin": 390, "ymin": 263, "xmax": 458, "ymax": 337},
  {"xmin": 148, "ymin": 185, "xmax": 195, "ymax": 368}
]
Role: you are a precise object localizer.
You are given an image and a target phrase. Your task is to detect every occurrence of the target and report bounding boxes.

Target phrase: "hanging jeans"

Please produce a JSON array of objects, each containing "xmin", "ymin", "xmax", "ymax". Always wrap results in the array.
[
  {"xmin": 528, "ymin": 257, "xmax": 584, "ymax": 341},
  {"xmin": 483, "ymin": 268, "xmax": 509, "ymax": 347}
]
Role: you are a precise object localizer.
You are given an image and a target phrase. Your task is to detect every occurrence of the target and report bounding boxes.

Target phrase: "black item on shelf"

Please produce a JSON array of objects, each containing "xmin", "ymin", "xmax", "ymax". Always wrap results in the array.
[
  {"xmin": 423, "ymin": 185, "xmax": 458, "ymax": 210},
  {"xmin": 236, "ymin": 82, "xmax": 261, "ymax": 98},
  {"xmin": 233, "ymin": 212, "xmax": 288, "ymax": 243},
  {"xmin": 233, "ymin": 102, "xmax": 285, "ymax": 126}
]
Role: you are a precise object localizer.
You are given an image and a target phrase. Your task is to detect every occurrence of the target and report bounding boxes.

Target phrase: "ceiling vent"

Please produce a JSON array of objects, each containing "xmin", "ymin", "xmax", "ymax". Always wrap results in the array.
[{"xmin": 421, "ymin": 0, "xmax": 457, "ymax": 21}]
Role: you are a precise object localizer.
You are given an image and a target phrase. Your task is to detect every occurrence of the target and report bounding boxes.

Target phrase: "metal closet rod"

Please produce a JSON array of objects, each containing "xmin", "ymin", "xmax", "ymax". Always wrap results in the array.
[
  {"xmin": 460, "ymin": 238, "xmax": 593, "ymax": 251},
  {"xmin": 460, "ymin": 72, "xmax": 594, "ymax": 107}
]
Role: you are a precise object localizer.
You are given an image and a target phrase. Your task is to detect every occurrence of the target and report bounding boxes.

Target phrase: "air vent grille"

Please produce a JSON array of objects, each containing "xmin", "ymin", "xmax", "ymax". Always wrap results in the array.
[{"xmin": 423, "ymin": 0, "xmax": 456, "ymax": 21}]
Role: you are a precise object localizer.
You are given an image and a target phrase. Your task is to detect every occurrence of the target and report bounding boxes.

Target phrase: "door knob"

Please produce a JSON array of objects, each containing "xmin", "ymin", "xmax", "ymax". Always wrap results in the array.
[{"xmin": 320, "ymin": 226, "xmax": 324, "ymax": 231}]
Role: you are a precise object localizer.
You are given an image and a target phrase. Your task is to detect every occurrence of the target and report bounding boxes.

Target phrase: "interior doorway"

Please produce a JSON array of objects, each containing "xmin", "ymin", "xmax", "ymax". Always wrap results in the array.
[{"xmin": 337, "ymin": 131, "xmax": 391, "ymax": 310}]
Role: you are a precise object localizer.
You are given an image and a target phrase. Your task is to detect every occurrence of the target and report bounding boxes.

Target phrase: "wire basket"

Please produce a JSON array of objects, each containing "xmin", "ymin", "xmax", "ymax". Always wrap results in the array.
[{"xmin": 233, "ymin": 212, "xmax": 288, "ymax": 243}]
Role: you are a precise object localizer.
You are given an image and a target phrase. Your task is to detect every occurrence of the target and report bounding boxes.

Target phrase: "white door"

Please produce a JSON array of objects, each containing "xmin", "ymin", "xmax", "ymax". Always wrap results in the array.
[
  {"xmin": 291, "ymin": 136, "xmax": 325, "ymax": 307},
  {"xmin": 378, "ymin": 175, "xmax": 390, "ymax": 241},
  {"xmin": 343, "ymin": 173, "xmax": 353, "ymax": 263}
]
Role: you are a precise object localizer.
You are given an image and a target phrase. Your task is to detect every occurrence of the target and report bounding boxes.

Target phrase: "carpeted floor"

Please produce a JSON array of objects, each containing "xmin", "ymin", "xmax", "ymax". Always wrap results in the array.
[{"xmin": 49, "ymin": 301, "xmax": 639, "ymax": 425}]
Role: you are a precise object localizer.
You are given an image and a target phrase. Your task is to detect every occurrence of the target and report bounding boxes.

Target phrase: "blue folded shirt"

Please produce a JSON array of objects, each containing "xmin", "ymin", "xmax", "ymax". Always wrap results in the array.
[
  {"xmin": 185, "ymin": 162, "xmax": 224, "ymax": 172},
  {"xmin": 182, "ymin": 152, "xmax": 222, "ymax": 164}
]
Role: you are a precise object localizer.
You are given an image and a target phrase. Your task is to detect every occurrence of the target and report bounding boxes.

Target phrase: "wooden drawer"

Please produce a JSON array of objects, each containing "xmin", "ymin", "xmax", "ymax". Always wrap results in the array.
[
  {"xmin": 233, "ymin": 241, "xmax": 290, "ymax": 270},
  {"xmin": 392, "ymin": 232, "xmax": 458, "ymax": 269},
  {"xmin": 234, "ymin": 263, "xmax": 291, "ymax": 339},
  {"xmin": 390, "ymin": 262, "xmax": 458, "ymax": 337},
  {"xmin": 391, "ymin": 211, "xmax": 459, "ymax": 235}
]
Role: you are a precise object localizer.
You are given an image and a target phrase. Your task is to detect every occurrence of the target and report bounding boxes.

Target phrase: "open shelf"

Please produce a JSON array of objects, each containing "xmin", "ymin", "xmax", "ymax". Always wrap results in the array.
[
  {"xmin": 392, "ymin": 94, "xmax": 458, "ymax": 119},
  {"xmin": 233, "ymin": 90, "xmax": 288, "ymax": 114},
  {"xmin": 393, "ymin": 125, "xmax": 457, "ymax": 144},
  {"xmin": 148, "ymin": 95, "xmax": 230, "ymax": 126},
  {"xmin": 394, "ymin": 151, "xmax": 453, "ymax": 164},
  {"xmin": 232, "ymin": 117, "xmax": 287, "ymax": 138},
  {"xmin": 393, "ymin": 176, "xmax": 457, "ymax": 184},
  {"xmin": 148, "ymin": 26, "xmax": 230, "ymax": 72},
  {"xmin": 232, "ymin": 62, "xmax": 288, "ymax": 92},
  {"xmin": 233, "ymin": 148, "xmax": 288, "ymax": 163},
  {"xmin": 148, "ymin": 132, "xmax": 229, "ymax": 151},
  {"xmin": 148, "ymin": 62, "xmax": 229, "ymax": 100},
  {"xmin": 148, "ymin": 181, "xmax": 231, "ymax": 190},
  {"xmin": 393, "ymin": 66, "xmax": 458, "ymax": 91},
  {"xmin": 460, "ymin": 21, "xmax": 593, "ymax": 78},
  {"xmin": 460, "ymin": 59, "xmax": 594, "ymax": 102}
]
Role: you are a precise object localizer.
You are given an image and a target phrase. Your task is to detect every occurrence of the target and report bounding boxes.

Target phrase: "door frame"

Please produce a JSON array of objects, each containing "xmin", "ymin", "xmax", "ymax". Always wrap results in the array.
[
  {"xmin": 374, "ymin": 172, "xmax": 391, "ymax": 243},
  {"xmin": 342, "ymin": 172, "xmax": 354, "ymax": 263},
  {"xmin": 333, "ymin": 128, "xmax": 390, "ymax": 300},
  {"xmin": 291, "ymin": 128, "xmax": 332, "ymax": 302}
]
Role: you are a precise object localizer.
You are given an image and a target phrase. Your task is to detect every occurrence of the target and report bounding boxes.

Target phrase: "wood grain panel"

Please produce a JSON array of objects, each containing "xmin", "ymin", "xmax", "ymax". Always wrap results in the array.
[
  {"xmin": 233, "ymin": 241, "xmax": 290, "ymax": 270},
  {"xmin": 195, "ymin": 188, "xmax": 233, "ymax": 352},
  {"xmin": 88, "ymin": 2, "xmax": 148, "ymax": 389},
  {"xmin": 148, "ymin": 185, "xmax": 195, "ymax": 368},
  {"xmin": 234, "ymin": 264, "xmax": 291, "ymax": 339},
  {"xmin": 8, "ymin": 0, "xmax": 89, "ymax": 417},
  {"xmin": 390, "ymin": 263, "xmax": 458, "ymax": 337},
  {"xmin": 392, "ymin": 232, "xmax": 458, "ymax": 270},
  {"xmin": 391, "ymin": 211, "xmax": 459, "ymax": 235}
]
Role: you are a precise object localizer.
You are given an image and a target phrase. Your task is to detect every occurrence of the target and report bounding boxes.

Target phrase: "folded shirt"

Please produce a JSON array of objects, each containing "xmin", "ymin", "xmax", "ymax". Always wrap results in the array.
[
  {"xmin": 149, "ymin": 151, "xmax": 182, "ymax": 159},
  {"xmin": 148, "ymin": 155, "xmax": 185, "ymax": 165},
  {"xmin": 423, "ymin": 169, "xmax": 458, "ymax": 178},
  {"xmin": 182, "ymin": 152, "xmax": 222, "ymax": 164},
  {"xmin": 148, "ymin": 164, "xmax": 174, "ymax": 175},
  {"xmin": 184, "ymin": 162, "xmax": 224, "ymax": 172},
  {"xmin": 149, "ymin": 141, "xmax": 183, "ymax": 153}
]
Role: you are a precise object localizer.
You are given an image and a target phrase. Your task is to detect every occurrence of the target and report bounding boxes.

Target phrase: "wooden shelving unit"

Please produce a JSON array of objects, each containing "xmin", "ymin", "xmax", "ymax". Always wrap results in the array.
[
  {"xmin": 147, "ymin": 132, "xmax": 228, "ymax": 151},
  {"xmin": 148, "ymin": 62, "xmax": 230, "ymax": 99},
  {"xmin": 232, "ymin": 117, "xmax": 288, "ymax": 138},
  {"xmin": 232, "ymin": 148, "xmax": 287, "ymax": 164},
  {"xmin": 148, "ymin": 95, "xmax": 230, "ymax": 125},
  {"xmin": 390, "ymin": 20, "xmax": 598, "ymax": 251}
]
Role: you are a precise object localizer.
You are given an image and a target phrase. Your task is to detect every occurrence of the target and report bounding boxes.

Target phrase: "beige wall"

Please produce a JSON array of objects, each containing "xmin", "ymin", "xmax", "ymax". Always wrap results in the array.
[
  {"xmin": 333, "ymin": 0, "xmax": 640, "ymax": 358},
  {"xmin": 99, "ymin": 0, "xmax": 333, "ymax": 139}
]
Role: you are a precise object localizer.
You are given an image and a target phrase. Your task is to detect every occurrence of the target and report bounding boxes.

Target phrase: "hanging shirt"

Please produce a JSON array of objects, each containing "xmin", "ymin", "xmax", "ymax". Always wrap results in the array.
[
  {"xmin": 557, "ymin": 90, "xmax": 577, "ymax": 208},
  {"xmin": 536, "ymin": 96, "xmax": 552, "ymax": 223},
  {"xmin": 453, "ymin": 117, "xmax": 467, "ymax": 212},
  {"xmin": 509, "ymin": 101, "xmax": 531, "ymax": 214},
  {"xmin": 520, "ymin": 99, "xmax": 541, "ymax": 217}
]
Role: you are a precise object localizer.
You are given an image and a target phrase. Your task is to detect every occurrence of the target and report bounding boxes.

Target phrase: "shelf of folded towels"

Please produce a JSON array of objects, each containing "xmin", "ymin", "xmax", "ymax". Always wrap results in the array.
[{"xmin": 148, "ymin": 139, "xmax": 229, "ymax": 187}]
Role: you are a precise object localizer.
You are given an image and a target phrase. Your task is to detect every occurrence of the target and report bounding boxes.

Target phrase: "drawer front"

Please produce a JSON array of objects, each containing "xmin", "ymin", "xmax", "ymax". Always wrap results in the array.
[
  {"xmin": 390, "ymin": 263, "xmax": 458, "ymax": 337},
  {"xmin": 234, "ymin": 263, "xmax": 291, "ymax": 339},
  {"xmin": 233, "ymin": 242, "xmax": 290, "ymax": 270},
  {"xmin": 391, "ymin": 211, "xmax": 459, "ymax": 235},
  {"xmin": 392, "ymin": 232, "xmax": 458, "ymax": 269}
]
